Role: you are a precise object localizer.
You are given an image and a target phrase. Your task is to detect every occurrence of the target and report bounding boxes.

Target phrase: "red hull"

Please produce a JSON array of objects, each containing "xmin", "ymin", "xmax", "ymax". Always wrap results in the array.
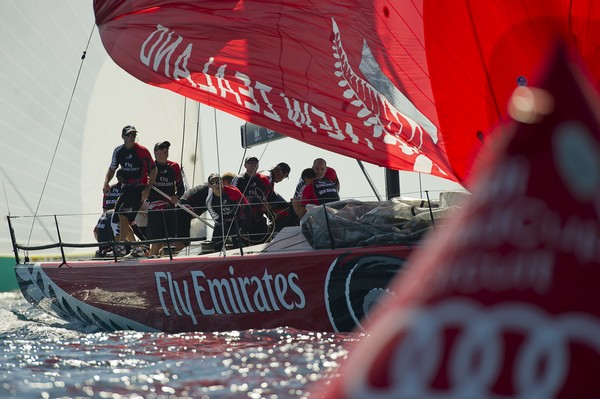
[{"xmin": 16, "ymin": 245, "xmax": 413, "ymax": 332}]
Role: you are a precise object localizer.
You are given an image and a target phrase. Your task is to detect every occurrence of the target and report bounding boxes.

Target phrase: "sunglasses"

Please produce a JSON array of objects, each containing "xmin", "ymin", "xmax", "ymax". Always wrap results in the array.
[
  {"xmin": 123, "ymin": 133, "xmax": 137, "ymax": 137},
  {"xmin": 157, "ymin": 146, "xmax": 168, "ymax": 150},
  {"xmin": 246, "ymin": 160, "xmax": 259, "ymax": 164},
  {"xmin": 209, "ymin": 179, "xmax": 221, "ymax": 185}
]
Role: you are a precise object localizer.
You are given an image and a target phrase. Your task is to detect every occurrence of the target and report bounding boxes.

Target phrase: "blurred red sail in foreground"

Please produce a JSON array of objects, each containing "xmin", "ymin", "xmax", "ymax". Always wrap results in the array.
[
  {"xmin": 312, "ymin": 47, "xmax": 600, "ymax": 398},
  {"xmin": 93, "ymin": 1, "xmax": 600, "ymax": 186}
]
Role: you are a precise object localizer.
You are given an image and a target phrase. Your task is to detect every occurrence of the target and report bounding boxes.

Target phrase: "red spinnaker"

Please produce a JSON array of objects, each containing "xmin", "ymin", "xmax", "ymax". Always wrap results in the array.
[
  {"xmin": 93, "ymin": 0, "xmax": 600, "ymax": 186},
  {"xmin": 311, "ymin": 45, "xmax": 600, "ymax": 399}
]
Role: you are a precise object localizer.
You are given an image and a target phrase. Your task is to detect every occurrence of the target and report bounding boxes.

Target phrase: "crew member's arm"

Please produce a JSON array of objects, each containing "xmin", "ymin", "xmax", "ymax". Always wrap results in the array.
[
  {"xmin": 143, "ymin": 167, "xmax": 158, "ymax": 200},
  {"xmin": 293, "ymin": 182, "xmax": 312, "ymax": 219},
  {"xmin": 292, "ymin": 197, "xmax": 307, "ymax": 219},
  {"xmin": 173, "ymin": 166, "xmax": 185, "ymax": 204},
  {"xmin": 103, "ymin": 168, "xmax": 116, "ymax": 194}
]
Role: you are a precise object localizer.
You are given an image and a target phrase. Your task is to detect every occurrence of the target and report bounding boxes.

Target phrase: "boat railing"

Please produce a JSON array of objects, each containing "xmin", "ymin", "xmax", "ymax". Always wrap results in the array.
[
  {"xmin": 6, "ymin": 203, "xmax": 236, "ymax": 264},
  {"xmin": 7, "ymin": 193, "xmax": 469, "ymax": 264},
  {"xmin": 6, "ymin": 198, "xmax": 315, "ymax": 264},
  {"xmin": 6, "ymin": 213, "xmax": 215, "ymax": 265}
]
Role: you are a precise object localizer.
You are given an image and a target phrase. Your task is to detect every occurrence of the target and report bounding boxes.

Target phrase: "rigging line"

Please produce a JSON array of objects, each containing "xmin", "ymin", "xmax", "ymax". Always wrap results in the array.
[
  {"xmin": 221, "ymin": 121, "xmax": 268, "ymax": 248},
  {"xmin": 238, "ymin": 125, "xmax": 276, "ymax": 175},
  {"xmin": 192, "ymin": 102, "xmax": 201, "ymax": 187},
  {"xmin": 0, "ymin": 165, "xmax": 54, "ymax": 240},
  {"xmin": 228, "ymin": 138, "xmax": 274, "ymax": 242},
  {"xmin": 26, "ymin": 24, "xmax": 96, "ymax": 247},
  {"xmin": 179, "ymin": 98, "xmax": 191, "ymax": 191},
  {"xmin": 237, "ymin": 148, "xmax": 247, "ymax": 175},
  {"xmin": 247, "ymin": 186, "xmax": 277, "ymax": 244},
  {"xmin": 180, "ymin": 97, "xmax": 187, "ymax": 168},
  {"xmin": 231, "ymin": 131, "xmax": 288, "ymax": 243},
  {"xmin": 213, "ymin": 107, "xmax": 222, "ymax": 190},
  {"xmin": 356, "ymin": 160, "xmax": 381, "ymax": 201},
  {"xmin": 212, "ymin": 109, "xmax": 245, "ymax": 255},
  {"xmin": 212, "ymin": 107, "xmax": 227, "ymax": 255},
  {"xmin": 226, "ymin": 124, "xmax": 280, "ymax": 247},
  {"xmin": 2, "ymin": 182, "xmax": 10, "ymax": 215}
]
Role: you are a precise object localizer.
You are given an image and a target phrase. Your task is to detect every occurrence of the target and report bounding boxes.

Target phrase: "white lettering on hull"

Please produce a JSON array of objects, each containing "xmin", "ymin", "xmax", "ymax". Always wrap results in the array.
[{"xmin": 155, "ymin": 266, "xmax": 306, "ymax": 325}]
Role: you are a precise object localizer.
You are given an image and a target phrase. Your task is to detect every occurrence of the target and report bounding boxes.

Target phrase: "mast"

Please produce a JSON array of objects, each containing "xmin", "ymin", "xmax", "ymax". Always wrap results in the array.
[{"xmin": 385, "ymin": 170, "xmax": 400, "ymax": 200}]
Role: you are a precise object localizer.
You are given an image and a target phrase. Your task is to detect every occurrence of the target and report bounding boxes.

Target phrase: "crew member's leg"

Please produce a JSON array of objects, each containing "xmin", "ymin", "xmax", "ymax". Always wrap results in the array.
[
  {"xmin": 211, "ymin": 222, "xmax": 226, "ymax": 252},
  {"xmin": 115, "ymin": 186, "xmax": 144, "ymax": 256},
  {"xmin": 172, "ymin": 205, "xmax": 193, "ymax": 253}
]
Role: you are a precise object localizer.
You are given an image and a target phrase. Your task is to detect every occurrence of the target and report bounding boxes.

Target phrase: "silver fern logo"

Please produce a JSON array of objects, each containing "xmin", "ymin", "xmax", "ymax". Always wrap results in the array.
[{"xmin": 331, "ymin": 18, "xmax": 441, "ymax": 174}]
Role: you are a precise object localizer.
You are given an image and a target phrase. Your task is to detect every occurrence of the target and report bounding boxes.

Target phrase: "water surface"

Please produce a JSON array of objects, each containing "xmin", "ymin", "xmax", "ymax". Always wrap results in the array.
[{"xmin": 0, "ymin": 292, "xmax": 358, "ymax": 398}]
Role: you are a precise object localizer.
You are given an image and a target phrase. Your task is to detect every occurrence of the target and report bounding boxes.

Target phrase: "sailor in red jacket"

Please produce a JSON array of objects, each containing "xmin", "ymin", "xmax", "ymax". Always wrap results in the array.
[
  {"xmin": 293, "ymin": 157, "xmax": 340, "ymax": 198},
  {"xmin": 292, "ymin": 168, "xmax": 340, "ymax": 219}
]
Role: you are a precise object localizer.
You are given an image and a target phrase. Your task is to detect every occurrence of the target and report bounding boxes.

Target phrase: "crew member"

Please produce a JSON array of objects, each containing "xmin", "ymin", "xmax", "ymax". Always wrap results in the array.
[
  {"xmin": 292, "ymin": 168, "xmax": 340, "ymax": 219},
  {"xmin": 102, "ymin": 125, "xmax": 157, "ymax": 257},
  {"xmin": 146, "ymin": 141, "xmax": 185, "ymax": 257},
  {"xmin": 232, "ymin": 156, "xmax": 272, "ymax": 244}
]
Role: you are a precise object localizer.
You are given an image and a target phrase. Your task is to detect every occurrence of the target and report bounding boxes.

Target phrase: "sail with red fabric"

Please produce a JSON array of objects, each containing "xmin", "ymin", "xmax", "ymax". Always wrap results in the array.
[
  {"xmin": 312, "ymin": 46, "xmax": 600, "ymax": 398},
  {"xmin": 93, "ymin": 0, "xmax": 600, "ymax": 186},
  {"xmin": 8, "ymin": 0, "xmax": 600, "ymax": 342}
]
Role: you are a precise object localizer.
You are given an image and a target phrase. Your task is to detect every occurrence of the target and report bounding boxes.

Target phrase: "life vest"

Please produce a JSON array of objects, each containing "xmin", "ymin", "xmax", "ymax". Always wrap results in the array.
[{"xmin": 312, "ymin": 178, "xmax": 339, "ymax": 204}]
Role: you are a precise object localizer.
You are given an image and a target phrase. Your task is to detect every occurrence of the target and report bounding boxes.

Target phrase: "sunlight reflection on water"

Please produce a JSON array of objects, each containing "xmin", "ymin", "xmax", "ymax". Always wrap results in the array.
[{"xmin": 0, "ymin": 292, "xmax": 360, "ymax": 398}]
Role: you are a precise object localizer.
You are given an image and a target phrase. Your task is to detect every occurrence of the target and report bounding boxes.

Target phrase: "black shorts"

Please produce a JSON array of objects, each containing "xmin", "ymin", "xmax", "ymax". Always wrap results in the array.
[
  {"xmin": 146, "ymin": 206, "xmax": 178, "ymax": 239},
  {"xmin": 114, "ymin": 186, "xmax": 144, "ymax": 222}
]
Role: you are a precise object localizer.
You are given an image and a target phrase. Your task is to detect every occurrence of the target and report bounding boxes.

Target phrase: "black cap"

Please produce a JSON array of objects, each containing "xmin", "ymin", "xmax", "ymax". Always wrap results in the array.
[
  {"xmin": 245, "ymin": 156, "xmax": 259, "ymax": 163},
  {"xmin": 122, "ymin": 125, "xmax": 137, "ymax": 135},
  {"xmin": 276, "ymin": 162, "xmax": 291, "ymax": 176},
  {"xmin": 154, "ymin": 141, "xmax": 171, "ymax": 151}
]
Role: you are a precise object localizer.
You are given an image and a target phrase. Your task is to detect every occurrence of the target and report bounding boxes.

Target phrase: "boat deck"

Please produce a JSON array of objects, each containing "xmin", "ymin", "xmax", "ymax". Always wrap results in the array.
[{"xmin": 182, "ymin": 226, "xmax": 313, "ymax": 257}]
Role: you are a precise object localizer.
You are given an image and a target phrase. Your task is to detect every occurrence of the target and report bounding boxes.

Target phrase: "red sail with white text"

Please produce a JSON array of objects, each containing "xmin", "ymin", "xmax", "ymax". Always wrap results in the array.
[{"xmin": 93, "ymin": 0, "xmax": 600, "ymax": 186}]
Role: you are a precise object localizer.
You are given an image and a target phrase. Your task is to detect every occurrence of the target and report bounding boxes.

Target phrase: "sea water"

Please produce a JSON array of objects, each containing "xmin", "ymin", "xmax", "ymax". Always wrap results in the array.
[{"xmin": 0, "ymin": 292, "xmax": 359, "ymax": 398}]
